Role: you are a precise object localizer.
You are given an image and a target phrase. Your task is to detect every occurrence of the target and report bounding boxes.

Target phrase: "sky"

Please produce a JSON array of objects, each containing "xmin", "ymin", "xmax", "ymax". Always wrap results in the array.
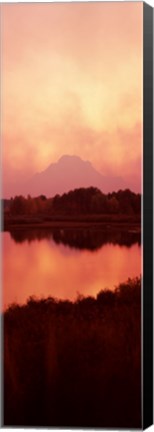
[{"xmin": 1, "ymin": 2, "xmax": 143, "ymax": 197}]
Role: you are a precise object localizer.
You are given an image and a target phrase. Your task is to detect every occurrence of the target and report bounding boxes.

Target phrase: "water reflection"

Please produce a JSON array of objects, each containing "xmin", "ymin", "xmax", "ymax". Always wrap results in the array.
[
  {"xmin": 9, "ymin": 227, "xmax": 141, "ymax": 250},
  {"xmin": 3, "ymin": 230, "xmax": 141, "ymax": 308}
]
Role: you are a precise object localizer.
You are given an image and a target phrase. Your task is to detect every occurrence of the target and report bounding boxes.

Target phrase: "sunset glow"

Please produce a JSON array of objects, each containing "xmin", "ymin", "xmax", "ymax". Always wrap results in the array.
[
  {"xmin": 3, "ymin": 232, "xmax": 141, "ymax": 308},
  {"xmin": 1, "ymin": 2, "xmax": 142, "ymax": 197}
]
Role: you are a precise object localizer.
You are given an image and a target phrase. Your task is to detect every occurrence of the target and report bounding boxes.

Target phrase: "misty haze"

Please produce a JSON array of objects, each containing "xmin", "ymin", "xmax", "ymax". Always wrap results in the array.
[{"xmin": 2, "ymin": 2, "xmax": 142, "ymax": 429}]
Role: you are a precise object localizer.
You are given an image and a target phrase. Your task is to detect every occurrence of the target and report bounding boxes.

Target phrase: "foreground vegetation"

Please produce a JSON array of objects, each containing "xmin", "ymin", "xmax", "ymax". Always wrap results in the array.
[{"xmin": 4, "ymin": 278, "xmax": 141, "ymax": 428}]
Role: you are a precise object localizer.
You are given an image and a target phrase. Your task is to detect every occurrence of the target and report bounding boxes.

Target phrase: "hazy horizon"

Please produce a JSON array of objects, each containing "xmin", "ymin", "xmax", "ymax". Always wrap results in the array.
[
  {"xmin": 1, "ymin": 2, "xmax": 142, "ymax": 198},
  {"xmin": 2, "ymin": 153, "xmax": 142, "ymax": 200}
]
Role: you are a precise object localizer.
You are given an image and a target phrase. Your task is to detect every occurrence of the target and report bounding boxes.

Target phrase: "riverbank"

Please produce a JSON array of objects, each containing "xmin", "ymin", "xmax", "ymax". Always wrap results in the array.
[{"xmin": 3, "ymin": 213, "xmax": 141, "ymax": 231}]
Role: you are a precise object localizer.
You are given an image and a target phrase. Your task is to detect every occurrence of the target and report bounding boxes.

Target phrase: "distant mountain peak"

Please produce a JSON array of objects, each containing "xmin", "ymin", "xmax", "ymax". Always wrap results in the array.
[
  {"xmin": 58, "ymin": 154, "xmax": 85, "ymax": 163},
  {"xmin": 58, "ymin": 154, "xmax": 92, "ymax": 168},
  {"xmin": 58, "ymin": 154, "xmax": 77, "ymax": 161},
  {"xmin": 25, "ymin": 154, "xmax": 125, "ymax": 197}
]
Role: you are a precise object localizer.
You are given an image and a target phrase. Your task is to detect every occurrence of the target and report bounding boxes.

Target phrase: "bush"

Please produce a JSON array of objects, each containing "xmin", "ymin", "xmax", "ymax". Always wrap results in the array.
[{"xmin": 4, "ymin": 278, "xmax": 141, "ymax": 428}]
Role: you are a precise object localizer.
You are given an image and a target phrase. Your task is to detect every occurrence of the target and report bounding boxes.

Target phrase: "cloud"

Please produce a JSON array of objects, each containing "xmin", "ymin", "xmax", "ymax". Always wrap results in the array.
[{"xmin": 1, "ymin": 2, "xmax": 142, "ymax": 196}]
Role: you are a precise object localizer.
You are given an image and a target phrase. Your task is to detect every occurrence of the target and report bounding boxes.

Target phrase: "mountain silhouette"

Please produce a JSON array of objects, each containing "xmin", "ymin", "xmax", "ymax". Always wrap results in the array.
[{"xmin": 26, "ymin": 155, "xmax": 125, "ymax": 197}]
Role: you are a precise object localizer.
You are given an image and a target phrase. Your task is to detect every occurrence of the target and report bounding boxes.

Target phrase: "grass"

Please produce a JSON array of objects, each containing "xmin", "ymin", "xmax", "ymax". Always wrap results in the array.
[
  {"xmin": 3, "ymin": 213, "xmax": 141, "ymax": 231},
  {"xmin": 3, "ymin": 277, "xmax": 141, "ymax": 428}
]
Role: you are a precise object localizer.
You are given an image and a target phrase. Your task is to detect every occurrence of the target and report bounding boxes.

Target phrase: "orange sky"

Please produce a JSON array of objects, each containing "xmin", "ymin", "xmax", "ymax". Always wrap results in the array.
[{"xmin": 1, "ymin": 2, "xmax": 143, "ymax": 197}]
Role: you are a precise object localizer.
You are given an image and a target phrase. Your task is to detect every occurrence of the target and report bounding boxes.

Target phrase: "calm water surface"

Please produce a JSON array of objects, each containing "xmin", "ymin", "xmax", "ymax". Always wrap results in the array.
[{"xmin": 2, "ymin": 230, "xmax": 141, "ymax": 309}]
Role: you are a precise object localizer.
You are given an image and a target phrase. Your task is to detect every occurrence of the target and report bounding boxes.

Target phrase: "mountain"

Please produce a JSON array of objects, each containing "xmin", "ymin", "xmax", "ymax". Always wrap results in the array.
[{"xmin": 25, "ymin": 155, "xmax": 125, "ymax": 197}]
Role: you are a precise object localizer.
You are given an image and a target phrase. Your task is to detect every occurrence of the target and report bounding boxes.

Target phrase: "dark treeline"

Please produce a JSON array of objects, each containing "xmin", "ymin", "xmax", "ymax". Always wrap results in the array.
[
  {"xmin": 3, "ymin": 187, "xmax": 141, "ymax": 217},
  {"xmin": 9, "ymin": 226, "xmax": 141, "ymax": 250},
  {"xmin": 4, "ymin": 277, "xmax": 141, "ymax": 428}
]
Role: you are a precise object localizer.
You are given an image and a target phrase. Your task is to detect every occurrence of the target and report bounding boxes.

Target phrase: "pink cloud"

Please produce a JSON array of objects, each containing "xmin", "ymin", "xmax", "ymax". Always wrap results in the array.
[{"xmin": 1, "ymin": 2, "xmax": 143, "ymax": 197}]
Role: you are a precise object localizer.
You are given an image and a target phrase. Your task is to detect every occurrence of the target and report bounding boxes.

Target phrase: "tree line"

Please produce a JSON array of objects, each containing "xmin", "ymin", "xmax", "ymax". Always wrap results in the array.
[{"xmin": 3, "ymin": 187, "xmax": 141, "ymax": 216}]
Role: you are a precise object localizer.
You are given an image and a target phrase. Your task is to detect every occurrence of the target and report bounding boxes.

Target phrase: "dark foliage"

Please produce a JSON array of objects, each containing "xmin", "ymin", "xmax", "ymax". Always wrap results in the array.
[
  {"xmin": 3, "ymin": 187, "xmax": 141, "ymax": 218},
  {"xmin": 3, "ymin": 278, "xmax": 141, "ymax": 428}
]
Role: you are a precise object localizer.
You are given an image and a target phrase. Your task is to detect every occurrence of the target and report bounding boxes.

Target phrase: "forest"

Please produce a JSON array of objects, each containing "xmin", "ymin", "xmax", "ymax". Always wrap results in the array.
[{"xmin": 3, "ymin": 187, "xmax": 141, "ymax": 215}]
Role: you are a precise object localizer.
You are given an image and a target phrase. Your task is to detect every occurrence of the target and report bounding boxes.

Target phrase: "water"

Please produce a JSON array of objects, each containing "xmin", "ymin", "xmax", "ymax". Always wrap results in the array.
[{"xmin": 2, "ymin": 228, "xmax": 141, "ymax": 309}]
